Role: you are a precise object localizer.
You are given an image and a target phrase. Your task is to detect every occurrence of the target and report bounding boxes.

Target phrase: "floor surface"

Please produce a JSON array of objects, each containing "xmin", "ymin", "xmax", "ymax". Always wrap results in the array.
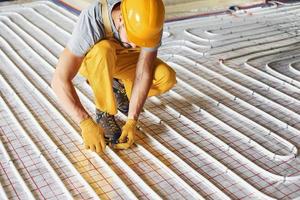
[
  {"xmin": 0, "ymin": 1, "xmax": 300, "ymax": 199},
  {"xmin": 53, "ymin": 0, "xmax": 264, "ymax": 19}
]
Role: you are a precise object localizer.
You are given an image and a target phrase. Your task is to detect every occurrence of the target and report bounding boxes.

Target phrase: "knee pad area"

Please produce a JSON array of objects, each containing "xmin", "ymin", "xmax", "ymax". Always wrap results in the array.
[{"xmin": 155, "ymin": 62, "xmax": 177, "ymax": 87}]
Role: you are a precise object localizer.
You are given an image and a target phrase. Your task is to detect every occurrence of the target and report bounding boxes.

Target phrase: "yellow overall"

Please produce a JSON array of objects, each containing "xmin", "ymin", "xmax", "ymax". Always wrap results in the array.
[{"xmin": 78, "ymin": 1, "xmax": 176, "ymax": 115}]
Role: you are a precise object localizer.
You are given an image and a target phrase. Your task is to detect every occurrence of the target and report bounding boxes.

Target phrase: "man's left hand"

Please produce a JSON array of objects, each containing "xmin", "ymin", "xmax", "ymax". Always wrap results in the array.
[{"xmin": 115, "ymin": 119, "xmax": 137, "ymax": 149}]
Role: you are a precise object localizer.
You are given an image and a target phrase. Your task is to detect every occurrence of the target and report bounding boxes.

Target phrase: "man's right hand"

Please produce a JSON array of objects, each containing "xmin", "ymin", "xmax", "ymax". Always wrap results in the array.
[{"xmin": 79, "ymin": 117, "xmax": 106, "ymax": 153}]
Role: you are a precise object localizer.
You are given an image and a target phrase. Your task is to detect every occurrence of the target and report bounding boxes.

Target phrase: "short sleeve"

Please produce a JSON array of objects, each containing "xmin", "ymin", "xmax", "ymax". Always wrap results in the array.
[
  {"xmin": 66, "ymin": 1, "xmax": 105, "ymax": 56},
  {"xmin": 141, "ymin": 42, "xmax": 161, "ymax": 52}
]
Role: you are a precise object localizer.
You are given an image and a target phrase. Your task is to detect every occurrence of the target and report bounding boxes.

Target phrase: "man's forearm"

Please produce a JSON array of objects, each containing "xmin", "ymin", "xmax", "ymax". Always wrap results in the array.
[
  {"xmin": 51, "ymin": 48, "xmax": 89, "ymax": 124},
  {"xmin": 51, "ymin": 78, "xmax": 89, "ymax": 124},
  {"xmin": 128, "ymin": 73, "xmax": 153, "ymax": 120},
  {"xmin": 127, "ymin": 50, "xmax": 157, "ymax": 120}
]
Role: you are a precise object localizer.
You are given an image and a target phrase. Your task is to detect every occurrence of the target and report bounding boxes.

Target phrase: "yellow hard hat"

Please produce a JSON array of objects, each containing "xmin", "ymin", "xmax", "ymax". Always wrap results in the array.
[{"xmin": 121, "ymin": 0, "xmax": 165, "ymax": 48}]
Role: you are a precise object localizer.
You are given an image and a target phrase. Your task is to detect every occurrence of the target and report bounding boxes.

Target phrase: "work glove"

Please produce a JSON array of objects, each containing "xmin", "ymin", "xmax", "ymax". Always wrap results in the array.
[
  {"xmin": 115, "ymin": 119, "xmax": 137, "ymax": 150},
  {"xmin": 80, "ymin": 117, "xmax": 106, "ymax": 153}
]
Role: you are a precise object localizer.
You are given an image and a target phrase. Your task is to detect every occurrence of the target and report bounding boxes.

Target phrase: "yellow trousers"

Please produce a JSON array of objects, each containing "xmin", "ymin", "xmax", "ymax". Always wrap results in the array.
[{"xmin": 79, "ymin": 39, "xmax": 176, "ymax": 115}]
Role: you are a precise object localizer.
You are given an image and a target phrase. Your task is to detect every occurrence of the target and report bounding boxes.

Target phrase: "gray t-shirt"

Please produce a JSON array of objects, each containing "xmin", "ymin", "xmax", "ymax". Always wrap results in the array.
[{"xmin": 67, "ymin": 0, "xmax": 159, "ymax": 57}]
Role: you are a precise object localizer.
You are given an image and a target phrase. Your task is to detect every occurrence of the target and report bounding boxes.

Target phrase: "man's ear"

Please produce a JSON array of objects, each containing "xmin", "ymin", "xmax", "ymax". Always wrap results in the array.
[{"xmin": 119, "ymin": 13, "xmax": 123, "ymax": 24}]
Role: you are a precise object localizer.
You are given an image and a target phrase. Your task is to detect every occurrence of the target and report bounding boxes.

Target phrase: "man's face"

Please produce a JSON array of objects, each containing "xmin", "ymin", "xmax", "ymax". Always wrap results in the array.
[{"xmin": 118, "ymin": 14, "xmax": 137, "ymax": 48}]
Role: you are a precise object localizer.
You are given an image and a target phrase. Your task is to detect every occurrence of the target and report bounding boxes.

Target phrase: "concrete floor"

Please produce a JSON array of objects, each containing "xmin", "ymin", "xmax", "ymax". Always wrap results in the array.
[
  {"xmin": 0, "ymin": 0, "xmax": 37, "ymax": 6},
  {"xmin": 60, "ymin": 0, "xmax": 264, "ymax": 19},
  {"xmin": 0, "ymin": 0, "xmax": 264, "ymax": 19},
  {"xmin": 1, "ymin": 0, "xmax": 300, "ymax": 200}
]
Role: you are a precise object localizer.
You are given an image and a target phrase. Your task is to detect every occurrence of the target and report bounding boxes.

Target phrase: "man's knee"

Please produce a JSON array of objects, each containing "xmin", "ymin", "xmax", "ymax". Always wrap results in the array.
[
  {"xmin": 80, "ymin": 40, "xmax": 116, "ymax": 77},
  {"xmin": 164, "ymin": 65, "xmax": 177, "ymax": 90},
  {"xmin": 155, "ymin": 61, "xmax": 177, "ymax": 91},
  {"xmin": 82, "ymin": 40, "xmax": 117, "ymax": 65},
  {"xmin": 90, "ymin": 40, "xmax": 116, "ymax": 58}
]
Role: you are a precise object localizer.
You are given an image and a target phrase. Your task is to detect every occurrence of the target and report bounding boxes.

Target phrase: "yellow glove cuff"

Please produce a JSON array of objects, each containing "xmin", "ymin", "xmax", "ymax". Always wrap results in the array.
[
  {"xmin": 79, "ymin": 117, "xmax": 94, "ymax": 130},
  {"xmin": 126, "ymin": 119, "xmax": 137, "ymax": 127}
]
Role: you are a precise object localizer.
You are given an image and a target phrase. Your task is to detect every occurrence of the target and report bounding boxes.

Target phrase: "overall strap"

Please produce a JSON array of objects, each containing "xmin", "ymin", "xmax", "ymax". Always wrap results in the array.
[{"xmin": 99, "ymin": 0, "xmax": 113, "ymax": 37}]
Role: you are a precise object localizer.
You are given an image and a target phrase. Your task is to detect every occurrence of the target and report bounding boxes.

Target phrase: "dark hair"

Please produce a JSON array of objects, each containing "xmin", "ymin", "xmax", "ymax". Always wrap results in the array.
[{"xmin": 113, "ymin": 2, "xmax": 121, "ymax": 10}]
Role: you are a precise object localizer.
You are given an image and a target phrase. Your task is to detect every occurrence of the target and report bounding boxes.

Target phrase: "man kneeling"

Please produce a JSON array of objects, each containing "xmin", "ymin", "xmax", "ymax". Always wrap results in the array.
[{"xmin": 51, "ymin": 0, "xmax": 176, "ymax": 153}]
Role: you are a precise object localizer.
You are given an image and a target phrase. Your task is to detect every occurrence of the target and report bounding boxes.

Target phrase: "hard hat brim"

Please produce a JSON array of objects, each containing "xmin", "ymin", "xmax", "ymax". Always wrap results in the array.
[{"xmin": 126, "ymin": 29, "xmax": 162, "ymax": 48}]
